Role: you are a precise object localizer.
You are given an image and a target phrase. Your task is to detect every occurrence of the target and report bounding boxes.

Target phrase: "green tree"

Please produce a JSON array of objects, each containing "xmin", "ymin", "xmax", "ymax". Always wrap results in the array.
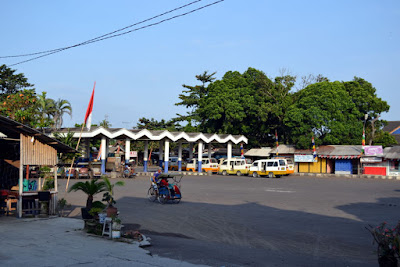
[
  {"xmin": 136, "ymin": 117, "xmax": 177, "ymax": 131},
  {"xmin": 0, "ymin": 64, "xmax": 34, "ymax": 96},
  {"xmin": 36, "ymin": 91, "xmax": 55, "ymax": 130},
  {"xmin": 284, "ymin": 80, "xmax": 385, "ymax": 148},
  {"xmin": 0, "ymin": 89, "xmax": 38, "ymax": 127},
  {"xmin": 175, "ymin": 71, "xmax": 216, "ymax": 125},
  {"xmin": 52, "ymin": 99, "xmax": 72, "ymax": 129}
]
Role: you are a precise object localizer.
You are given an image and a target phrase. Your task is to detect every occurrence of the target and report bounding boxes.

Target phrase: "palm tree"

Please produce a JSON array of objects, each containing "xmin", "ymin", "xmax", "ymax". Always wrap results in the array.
[
  {"xmin": 36, "ymin": 91, "xmax": 55, "ymax": 131},
  {"xmin": 52, "ymin": 98, "xmax": 72, "ymax": 129},
  {"xmin": 68, "ymin": 179, "xmax": 106, "ymax": 210}
]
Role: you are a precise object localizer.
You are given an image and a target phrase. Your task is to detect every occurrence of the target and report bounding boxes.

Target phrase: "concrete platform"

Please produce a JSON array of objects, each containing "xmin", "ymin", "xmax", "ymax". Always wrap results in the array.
[{"xmin": 0, "ymin": 216, "xmax": 207, "ymax": 267}]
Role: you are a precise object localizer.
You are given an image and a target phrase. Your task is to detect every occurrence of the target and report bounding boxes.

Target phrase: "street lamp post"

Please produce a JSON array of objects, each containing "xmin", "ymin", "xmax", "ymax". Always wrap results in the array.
[{"xmin": 361, "ymin": 114, "xmax": 368, "ymax": 175}]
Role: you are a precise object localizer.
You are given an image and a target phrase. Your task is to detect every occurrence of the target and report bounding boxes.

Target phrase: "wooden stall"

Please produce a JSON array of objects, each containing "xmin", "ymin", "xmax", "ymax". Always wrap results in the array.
[{"xmin": 0, "ymin": 116, "xmax": 75, "ymax": 218}]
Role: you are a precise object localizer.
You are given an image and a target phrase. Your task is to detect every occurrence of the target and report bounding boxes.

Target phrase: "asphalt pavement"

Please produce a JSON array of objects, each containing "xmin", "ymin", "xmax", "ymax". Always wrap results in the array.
[{"xmin": 3, "ymin": 174, "xmax": 400, "ymax": 267}]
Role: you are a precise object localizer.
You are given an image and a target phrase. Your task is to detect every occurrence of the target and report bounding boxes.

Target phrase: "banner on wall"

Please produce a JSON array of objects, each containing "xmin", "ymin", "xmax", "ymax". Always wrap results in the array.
[
  {"xmin": 294, "ymin": 155, "xmax": 318, "ymax": 163},
  {"xmin": 364, "ymin": 146, "xmax": 383, "ymax": 156}
]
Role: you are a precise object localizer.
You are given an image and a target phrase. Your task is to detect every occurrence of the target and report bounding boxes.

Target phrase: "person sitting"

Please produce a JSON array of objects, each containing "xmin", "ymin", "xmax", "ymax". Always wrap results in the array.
[{"xmin": 152, "ymin": 167, "xmax": 162, "ymax": 184}]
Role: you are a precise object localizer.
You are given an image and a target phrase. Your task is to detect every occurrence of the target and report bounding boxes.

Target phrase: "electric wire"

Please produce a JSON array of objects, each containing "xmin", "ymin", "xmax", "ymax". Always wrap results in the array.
[
  {"xmin": 3, "ymin": 0, "xmax": 224, "ymax": 66},
  {"xmin": 0, "ymin": 0, "xmax": 204, "ymax": 59}
]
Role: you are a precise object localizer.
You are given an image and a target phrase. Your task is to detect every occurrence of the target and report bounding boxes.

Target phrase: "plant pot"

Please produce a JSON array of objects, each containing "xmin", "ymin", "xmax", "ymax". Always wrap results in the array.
[
  {"xmin": 112, "ymin": 230, "xmax": 121, "ymax": 238},
  {"xmin": 106, "ymin": 206, "xmax": 118, "ymax": 217},
  {"xmin": 81, "ymin": 207, "xmax": 94, "ymax": 220}
]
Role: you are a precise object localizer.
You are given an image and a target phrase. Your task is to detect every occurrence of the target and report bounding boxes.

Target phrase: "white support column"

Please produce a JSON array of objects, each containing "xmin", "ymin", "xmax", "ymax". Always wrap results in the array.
[
  {"xmin": 125, "ymin": 139, "xmax": 131, "ymax": 165},
  {"xmin": 101, "ymin": 137, "xmax": 107, "ymax": 174},
  {"xmin": 227, "ymin": 142, "xmax": 232, "ymax": 160},
  {"xmin": 143, "ymin": 140, "xmax": 149, "ymax": 172},
  {"xmin": 208, "ymin": 143, "xmax": 212, "ymax": 159},
  {"xmin": 197, "ymin": 141, "xmax": 203, "ymax": 172},
  {"xmin": 189, "ymin": 143, "xmax": 193, "ymax": 159},
  {"xmin": 164, "ymin": 139, "xmax": 170, "ymax": 173},
  {"xmin": 178, "ymin": 141, "xmax": 183, "ymax": 171},
  {"xmin": 159, "ymin": 140, "xmax": 164, "ymax": 168}
]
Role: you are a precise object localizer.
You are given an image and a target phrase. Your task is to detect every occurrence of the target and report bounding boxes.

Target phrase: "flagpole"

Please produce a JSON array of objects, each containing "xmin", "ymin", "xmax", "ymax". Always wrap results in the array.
[
  {"xmin": 65, "ymin": 81, "xmax": 96, "ymax": 193},
  {"xmin": 65, "ymin": 123, "xmax": 85, "ymax": 192}
]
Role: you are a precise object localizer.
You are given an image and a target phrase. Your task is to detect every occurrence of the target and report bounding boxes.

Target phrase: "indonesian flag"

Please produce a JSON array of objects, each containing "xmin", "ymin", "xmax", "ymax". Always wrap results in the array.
[{"xmin": 84, "ymin": 82, "xmax": 96, "ymax": 131}]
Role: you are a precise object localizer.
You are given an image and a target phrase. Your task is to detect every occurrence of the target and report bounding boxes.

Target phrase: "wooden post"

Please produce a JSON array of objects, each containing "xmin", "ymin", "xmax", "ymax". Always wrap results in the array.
[
  {"xmin": 65, "ymin": 123, "xmax": 85, "ymax": 192},
  {"xmin": 18, "ymin": 133, "xmax": 23, "ymax": 218}
]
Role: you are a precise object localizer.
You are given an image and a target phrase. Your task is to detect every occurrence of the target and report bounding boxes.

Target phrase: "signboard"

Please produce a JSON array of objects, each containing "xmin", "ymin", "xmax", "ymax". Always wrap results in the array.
[
  {"xmin": 360, "ymin": 157, "xmax": 382, "ymax": 163},
  {"xmin": 364, "ymin": 146, "xmax": 383, "ymax": 156},
  {"xmin": 294, "ymin": 155, "xmax": 317, "ymax": 163},
  {"xmin": 129, "ymin": 151, "xmax": 138, "ymax": 157}
]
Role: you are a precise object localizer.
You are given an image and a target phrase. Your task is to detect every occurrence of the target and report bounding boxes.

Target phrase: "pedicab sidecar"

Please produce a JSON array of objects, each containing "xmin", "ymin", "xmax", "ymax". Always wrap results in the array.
[{"xmin": 147, "ymin": 173, "xmax": 183, "ymax": 204}]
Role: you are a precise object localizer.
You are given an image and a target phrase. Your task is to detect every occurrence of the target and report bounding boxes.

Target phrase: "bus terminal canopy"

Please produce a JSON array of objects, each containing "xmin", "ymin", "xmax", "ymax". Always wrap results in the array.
[{"xmin": 54, "ymin": 127, "xmax": 248, "ymax": 173}]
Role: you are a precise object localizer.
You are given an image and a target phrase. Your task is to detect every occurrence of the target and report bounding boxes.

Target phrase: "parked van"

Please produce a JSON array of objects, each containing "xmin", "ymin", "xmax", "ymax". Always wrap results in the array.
[
  {"xmin": 248, "ymin": 159, "xmax": 290, "ymax": 178},
  {"xmin": 186, "ymin": 158, "xmax": 218, "ymax": 173},
  {"xmin": 168, "ymin": 157, "xmax": 186, "ymax": 171},
  {"xmin": 201, "ymin": 158, "xmax": 219, "ymax": 173},
  {"xmin": 218, "ymin": 158, "xmax": 252, "ymax": 176}
]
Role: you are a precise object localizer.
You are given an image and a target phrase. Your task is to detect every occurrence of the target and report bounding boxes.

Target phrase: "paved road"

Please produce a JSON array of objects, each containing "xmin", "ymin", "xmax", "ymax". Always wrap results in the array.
[{"xmin": 59, "ymin": 175, "xmax": 400, "ymax": 266}]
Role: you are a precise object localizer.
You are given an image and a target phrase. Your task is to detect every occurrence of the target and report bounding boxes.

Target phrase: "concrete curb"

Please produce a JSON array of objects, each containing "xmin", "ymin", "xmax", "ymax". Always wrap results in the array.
[
  {"xmin": 297, "ymin": 172, "xmax": 400, "ymax": 180},
  {"xmin": 135, "ymin": 171, "xmax": 206, "ymax": 176}
]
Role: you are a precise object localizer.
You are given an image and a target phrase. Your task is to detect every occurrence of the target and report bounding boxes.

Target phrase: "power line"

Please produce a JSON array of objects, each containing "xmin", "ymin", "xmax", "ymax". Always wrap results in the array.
[
  {"xmin": 0, "ymin": 0, "xmax": 204, "ymax": 59},
  {"xmin": 3, "ymin": 0, "xmax": 224, "ymax": 66}
]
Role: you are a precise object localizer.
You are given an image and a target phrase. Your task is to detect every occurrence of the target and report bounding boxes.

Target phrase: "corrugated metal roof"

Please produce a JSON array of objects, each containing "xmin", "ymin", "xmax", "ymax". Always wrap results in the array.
[
  {"xmin": 0, "ymin": 115, "xmax": 76, "ymax": 153},
  {"xmin": 270, "ymin": 144, "xmax": 296, "ymax": 154},
  {"xmin": 245, "ymin": 147, "xmax": 272, "ymax": 157},
  {"xmin": 384, "ymin": 146, "xmax": 400, "ymax": 159}
]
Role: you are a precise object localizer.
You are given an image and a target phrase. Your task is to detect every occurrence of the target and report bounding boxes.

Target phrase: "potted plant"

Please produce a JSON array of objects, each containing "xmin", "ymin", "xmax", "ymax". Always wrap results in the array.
[
  {"xmin": 366, "ymin": 221, "xmax": 400, "ymax": 267},
  {"xmin": 111, "ymin": 215, "xmax": 122, "ymax": 238},
  {"xmin": 68, "ymin": 179, "xmax": 106, "ymax": 219},
  {"xmin": 102, "ymin": 176, "xmax": 124, "ymax": 217}
]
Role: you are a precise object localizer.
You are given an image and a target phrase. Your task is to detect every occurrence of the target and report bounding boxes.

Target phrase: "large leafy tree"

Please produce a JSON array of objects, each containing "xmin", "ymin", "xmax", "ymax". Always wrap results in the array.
[
  {"xmin": 183, "ymin": 68, "xmax": 295, "ymax": 147},
  {"xmin": 0, "ymin": 89, "xmax": 38, "ymax": 126},
  {"xmin": 0, "ymin": 64, "xmax": 34, "ymax": 96},
  {"xmin": 175, "ymin": 71, "xmax": 216, "ymax": 127},
  {"xmin": 284, "ymin": 79, "xmax": 390, "ymax": 148}
]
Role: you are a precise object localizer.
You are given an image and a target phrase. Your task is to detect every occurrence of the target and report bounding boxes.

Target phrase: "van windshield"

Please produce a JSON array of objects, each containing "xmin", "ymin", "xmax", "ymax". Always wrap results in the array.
[
  {"xmin": 279, "ymin": 160, "xmax": 286, "ymax": 166},
  {"xmin": 210, "ymin": 158, "xmax": 217, "ymax": 163}
]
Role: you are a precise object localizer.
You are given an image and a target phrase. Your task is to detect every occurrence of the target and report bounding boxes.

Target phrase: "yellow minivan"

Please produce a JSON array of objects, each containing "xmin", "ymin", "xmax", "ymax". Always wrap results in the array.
[{"xmin": 218, "ymin": 158, "xmax": 252, "ymax": 176}]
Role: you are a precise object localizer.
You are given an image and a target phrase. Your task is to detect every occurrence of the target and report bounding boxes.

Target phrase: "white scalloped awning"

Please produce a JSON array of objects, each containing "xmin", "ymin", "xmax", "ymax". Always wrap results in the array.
[{"xmin": 52, "ymin": 127, "xmax": 248, "ymax": 144}]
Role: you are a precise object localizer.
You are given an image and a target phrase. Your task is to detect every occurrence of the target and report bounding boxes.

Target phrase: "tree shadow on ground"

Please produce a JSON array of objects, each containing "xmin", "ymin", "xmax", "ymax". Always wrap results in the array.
[{"xmin": 112, "ymin": 194, "xmax": 400, "ymax": 267}]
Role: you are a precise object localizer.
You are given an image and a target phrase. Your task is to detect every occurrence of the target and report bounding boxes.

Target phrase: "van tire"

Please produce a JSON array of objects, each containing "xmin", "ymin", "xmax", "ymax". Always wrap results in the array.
[
  {"xmin": 276, "ymin": 175, "xmax": 281, "ymax": 178},
  {"xmin": 222, "ymin": 170, "xmax": 227, "ymax": 176},
  {"xmin": 236, "ymin": 171, "xmax": 241, "ymax": 176},
  {"xmin": 268, "ymin": 172, "xmax": 274, "ymax": 178},
  {"xmin": 252, "ymin": 172, "xmax": 258, "ymax": 178}
]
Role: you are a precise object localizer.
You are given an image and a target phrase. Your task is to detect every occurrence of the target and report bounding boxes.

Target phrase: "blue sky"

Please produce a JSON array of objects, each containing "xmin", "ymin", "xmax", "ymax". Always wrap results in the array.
[{"xmin": 1, "ymin": 0, "xmax": 399, "ymax": 128}]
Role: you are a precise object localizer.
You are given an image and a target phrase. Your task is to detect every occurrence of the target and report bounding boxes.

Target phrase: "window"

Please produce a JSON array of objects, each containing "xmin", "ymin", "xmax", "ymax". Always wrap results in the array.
[
  {"xmin": 279, "ymin": 160, "xmax": 285, "ymax": 166},
  {"xmin": 273, "ymin": 162, "xmax": 278, "ymax": 167},
  {"xmin": 210, "ymin": 158, "xmax": 217, "ymax": 163},
  {"xmin": 222, "ymin": 161, "xmax": 227, "ymax": 166},
  {"xmin": 252, "ymin": 162, "xmax": 258, "ymax": 167},
  {"xmin": 267, "ymin": 162, "xmax": 274, "ymax": 167}
]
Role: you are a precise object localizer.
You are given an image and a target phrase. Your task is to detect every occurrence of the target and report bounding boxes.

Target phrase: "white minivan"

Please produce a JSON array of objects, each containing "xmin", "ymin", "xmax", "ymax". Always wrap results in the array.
[{"xmin": 248, "ymin": 159, "xmax": 290, "ymax": 178}]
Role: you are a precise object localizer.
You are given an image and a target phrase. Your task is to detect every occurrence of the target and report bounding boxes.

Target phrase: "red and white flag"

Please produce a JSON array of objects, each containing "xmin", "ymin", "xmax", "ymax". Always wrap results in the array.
[{"xmin": 84, "ymin": 82, "xmax": 96, "ymax": 131}]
